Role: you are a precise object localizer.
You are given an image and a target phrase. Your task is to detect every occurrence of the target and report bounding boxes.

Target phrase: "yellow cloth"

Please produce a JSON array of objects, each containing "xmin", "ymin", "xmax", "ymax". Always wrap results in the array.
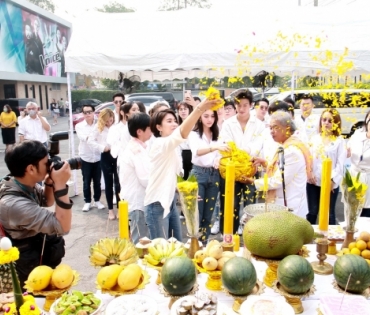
[
  {"xmin": 266, "ymin": 135, "xmax": 312, "ymax": 203},
  {"xmin": 0, "ymin": 112, "xmax": 17, "ymax": 128}
]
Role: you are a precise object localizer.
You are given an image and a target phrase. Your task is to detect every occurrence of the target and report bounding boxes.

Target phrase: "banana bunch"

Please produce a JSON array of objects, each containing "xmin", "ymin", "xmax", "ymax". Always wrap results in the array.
[
  {"xmin": 144, "ymin": 241, "xmax": 185, "ymax": 266},
  {"xmin": 89, "ymin": 237, "xmax": 138, "ymax": 267}
]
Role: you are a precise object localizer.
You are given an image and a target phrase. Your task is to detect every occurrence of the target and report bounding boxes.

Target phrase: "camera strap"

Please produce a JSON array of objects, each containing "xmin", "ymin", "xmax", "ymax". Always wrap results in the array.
[{"xmin": 54, "ymin": 185, "xmax": 73, "ymax": 210}]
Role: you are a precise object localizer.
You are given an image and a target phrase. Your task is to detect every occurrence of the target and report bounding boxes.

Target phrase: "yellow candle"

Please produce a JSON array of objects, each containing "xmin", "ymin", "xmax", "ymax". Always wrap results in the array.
[
  {"xmin": 318, "ymin": 158, "xmax": 332, "ymax": 232},
  {"xmin": 224, "ymin": 160, "xmax": 235, "ymax": 236},
  {"xmin": 263, "ymin": 173, "xmax": 268, "ymax": 195},
  {"xmin": 119, "ymin": 200, "xmax": 129, "ymax": 239},
  {"xmin": 233, "ymin": 234, "xmax": 240, "ymax": 252}
]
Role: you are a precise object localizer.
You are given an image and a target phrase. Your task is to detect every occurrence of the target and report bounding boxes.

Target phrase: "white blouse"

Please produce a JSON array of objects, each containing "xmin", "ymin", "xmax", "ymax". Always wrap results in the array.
[
  {"xmin": 144, "ymin": 128, "xmax": 185, "ymax": 218},
  {"xmin": 107, "ymin": 121, "xmax": 131, "ymax": 159},
  {"xmin": 309, "ymin": 134, "xmax": 347, "ymax": 188},
  {"xmin": 348, "ymin": 130, "xmax": 370, "ymax": 208},
  {"xmin": 188, "ymin": 131, "xmax": 220, "ymax": 168},
  {"xmin": 87, "ymin": 125, "xmax": 110, "ymax": 153}
]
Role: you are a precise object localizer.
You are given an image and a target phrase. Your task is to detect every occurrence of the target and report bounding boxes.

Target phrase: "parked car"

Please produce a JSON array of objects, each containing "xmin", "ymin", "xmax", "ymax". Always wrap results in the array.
[
  {"xmin": 72, "ymin": 99, "xmax": 102, "ymax": 113},
  {"xmin": 128, "ymin": 92, "xmax": 176, "ymax": 110},
  {"xmin": 227, "ymin": 87, "xmax": 279, "ymax": 99},
  {"xmin": 126, "ymin": 95, "xmax": 165, "ymax": 112},
  {"xmin": 72, "ymin": 102, "xmax": 114, "ymax": 129},
  {"xmin": 0, "ymin": 98, "xmax": 36, "ymax": 116},
  {"xmin": 268, "ymin": 89, "xmax": 370, "ymax": 135},
  {"xmin": 253, "ymin": 90, "xmax": 280, "ymax": 103}
]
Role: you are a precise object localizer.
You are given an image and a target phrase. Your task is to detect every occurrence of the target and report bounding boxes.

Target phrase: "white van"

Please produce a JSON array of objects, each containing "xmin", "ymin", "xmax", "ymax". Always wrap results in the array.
[{"xmin": 268, "ymin": 89, "xmax": 370, "ymax": 135}]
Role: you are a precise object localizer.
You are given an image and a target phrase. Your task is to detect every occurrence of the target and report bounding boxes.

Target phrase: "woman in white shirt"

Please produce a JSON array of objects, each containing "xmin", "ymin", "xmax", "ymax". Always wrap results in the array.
[
  {"xmin": 347, "ymin": 110, "xmax": 370, "ymax": 217},
  {"xmin": 188, "ymin": 110, "xmax": 228, "ymax": 243},
  {"xmin": 306, "ymin": 109, "xmax": 347, "ymax": 224},
  {"xmin": 178, "ymin": 101, "xmax": 193, "ymax": 179},
  {"xmin": 88, "ymin": 108, "xmax": 119, "ymax": 220},
  {"xmin": 144, "ymin": 97, "xmax": 221, "ymax": 240}
]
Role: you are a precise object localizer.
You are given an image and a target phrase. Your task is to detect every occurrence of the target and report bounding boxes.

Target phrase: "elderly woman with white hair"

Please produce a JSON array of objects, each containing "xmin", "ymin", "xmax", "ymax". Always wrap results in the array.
[{"xmin": 244, "ymin": 111, "xmax": 310, "ymax": 218}]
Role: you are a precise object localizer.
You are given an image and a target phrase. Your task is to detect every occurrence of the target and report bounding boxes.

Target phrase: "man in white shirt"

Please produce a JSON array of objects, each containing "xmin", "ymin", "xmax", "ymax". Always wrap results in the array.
[
  {"xmin": 294, "ymin": 95, "xmax": 319, "ymax": 143},
  {"xmin": 112, "ymin": 92, "xmax": 125, "ymax": 124},
  {"xmin": 119, "ymin": 113, "xmax": 152, "ymax": 243},
  {"xmin": 75, "ymin": 105, "xmax": 105, "ymax": 212},
  {"xmin": 18, "ymin": 102, "xmax": 51, "ymax": 146}
]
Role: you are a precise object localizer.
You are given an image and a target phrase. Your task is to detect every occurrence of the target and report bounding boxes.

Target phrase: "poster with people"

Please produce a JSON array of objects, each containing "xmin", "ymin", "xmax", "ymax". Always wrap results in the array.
[{"xmin": 0, "ymin": 0, "xmax": 69, "ymax": 77}]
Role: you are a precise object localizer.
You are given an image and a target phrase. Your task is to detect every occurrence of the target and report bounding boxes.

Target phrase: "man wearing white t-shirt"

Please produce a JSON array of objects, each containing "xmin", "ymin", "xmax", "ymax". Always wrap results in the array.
[
  {"xmin": 18, "ymin": 102, "xmax": 50, "ymax": 146},
  {"xmin": 294, "ymin": 95, "xmax": 320, "ymax": 143}
]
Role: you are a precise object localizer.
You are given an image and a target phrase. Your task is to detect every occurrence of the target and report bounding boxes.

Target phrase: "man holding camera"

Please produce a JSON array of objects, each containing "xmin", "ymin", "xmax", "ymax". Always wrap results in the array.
[{"xmin": 0, "ymin": 140, "xmax": 72, "ymax": 287}]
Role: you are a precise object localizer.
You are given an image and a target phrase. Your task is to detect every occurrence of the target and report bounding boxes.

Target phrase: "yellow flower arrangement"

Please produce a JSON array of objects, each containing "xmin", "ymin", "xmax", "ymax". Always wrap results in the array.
[
  {"xmin": 219, "ymin": 141, "xmax": 255, "ymax": 181},
  {"xmin": 341, "ymin": 169, "xmax": 368, "ymax": 232},
  {"xmin": 0, "ymin": 247, "xmax": 19, "ymax": 265},
  {"xmin": 177, "ymin": 175, "xmax": 199, "ymax": 236},
  {"xmin": 5, "ymin": 294, "xmax": 40, "ymax": 315},
  {"xmin": 200, "ymin": 87, "xmax": 225, "ymax": 111}
]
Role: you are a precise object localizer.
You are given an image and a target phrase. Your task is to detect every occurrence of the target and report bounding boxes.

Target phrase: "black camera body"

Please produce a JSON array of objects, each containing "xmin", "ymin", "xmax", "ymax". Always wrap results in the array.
[{"xmin": 48, "ymin": 131, "xmax": 81, "ymax": 170}]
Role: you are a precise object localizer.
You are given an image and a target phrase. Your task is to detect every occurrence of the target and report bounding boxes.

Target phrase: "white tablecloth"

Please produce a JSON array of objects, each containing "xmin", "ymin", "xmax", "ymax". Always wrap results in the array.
[{"xmin": 40, "ymin": 243, "xmax": 370, "ymax": 315}]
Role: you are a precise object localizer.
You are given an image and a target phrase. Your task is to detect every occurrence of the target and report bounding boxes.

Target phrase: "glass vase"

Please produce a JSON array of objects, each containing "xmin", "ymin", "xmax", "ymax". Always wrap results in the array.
[{"xmin": 177, "ymin": 183, "xmax": 199, "ymax": 237}]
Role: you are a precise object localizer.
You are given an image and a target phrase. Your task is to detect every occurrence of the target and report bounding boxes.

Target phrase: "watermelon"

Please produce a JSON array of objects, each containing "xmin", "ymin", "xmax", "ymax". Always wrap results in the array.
[
  {"xmin": 221, "ymin": 257, "xmax": 257, "ymax": 296},
  {"xmin": 161, "ymin": 257, "xmax": 196, "ymax": 295},
  {"xmin": 334, "ymin": 254, "xmax": 370, "ymax": 293},
  {"xmin": 277, "ymin": 255, "xmax": 314, "ymax": 294}
]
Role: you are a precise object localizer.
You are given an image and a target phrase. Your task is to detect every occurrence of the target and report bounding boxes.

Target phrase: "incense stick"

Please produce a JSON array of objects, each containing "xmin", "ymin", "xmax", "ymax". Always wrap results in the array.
[
  {"xmin": 39, "ymin": 234, "xmax": 46, "ymax": 265},
  {"xmin": 340, "ymin": 273, "xmax": 352, "ymax": 309}
]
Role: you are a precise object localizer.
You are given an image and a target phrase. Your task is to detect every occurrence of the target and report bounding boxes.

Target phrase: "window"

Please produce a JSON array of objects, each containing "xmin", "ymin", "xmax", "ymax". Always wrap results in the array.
[{"xmin": 52, "ymin": 83, "xmax": 61, "ymax": 90}]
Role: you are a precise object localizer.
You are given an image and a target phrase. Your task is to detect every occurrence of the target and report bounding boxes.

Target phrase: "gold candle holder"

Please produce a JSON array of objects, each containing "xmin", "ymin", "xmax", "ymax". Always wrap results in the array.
[
  {"xmin": 251, "ymin": 254, "xmax": 281, "ymax": 288},
  {"xmin": 273, "ymin": 281, "xmax": 316, "ymax": 314},
  {"xmin": 158, "ymin": 283, "xmax": 199, "ymax": 309},
  {"xmin": 311, "ymin": 239, "xmax": 333, "ymax": 275},
  {"xmin": 193, "ymin": 261, "xmax": 222, "ymax": 291},
  {"xmin": 223, "ymin": 280, "xmax": 265, "ymax": 313},
  {"xmin": 221, "ymin": 242, "xmax": 234, "ymax": 252}
]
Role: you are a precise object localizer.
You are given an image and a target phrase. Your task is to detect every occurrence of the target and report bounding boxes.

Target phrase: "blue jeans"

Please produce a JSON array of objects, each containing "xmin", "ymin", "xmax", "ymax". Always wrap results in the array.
[
  {"xmin": 144, "ymin": 198, "xmax": 182, "ymax": 241},
  {"xmin": 81, "ymin": 159, "xmax": 101, "ymax": 203},
  {"xmin": 100, "ymin": 152, "xmax": 120, "ymax": 210},
  {"xmin": 191, "ymin": 165, "xmax": 220, "ymax": 243},
  {"xmin": 219, "ymin": 174, "xmax": 256, "ymax": 234},
  {"xmin": 306, "ymin": 183, "xmax": 339, "ymax": 225},
  {"xmin": 129, "ymin": 210, "xmax": 148, "ymax": 244}
]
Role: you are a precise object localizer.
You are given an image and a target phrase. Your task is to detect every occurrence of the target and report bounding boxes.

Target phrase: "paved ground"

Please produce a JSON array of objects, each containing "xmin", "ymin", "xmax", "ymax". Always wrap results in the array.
[{"xmin": 0, "ymin": 115, "xmax": 344, "ymax": 291}]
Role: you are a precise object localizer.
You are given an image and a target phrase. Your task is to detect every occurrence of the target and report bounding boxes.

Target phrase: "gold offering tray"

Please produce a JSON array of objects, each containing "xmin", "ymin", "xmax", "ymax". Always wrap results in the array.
[
  {"xmin": 273, "ymin": 281, "xmax": 316, "ymax": 314},
  {"xmin": 332, "ymin": 280, "xmax": 370, "ymax": 298},
  {"xmin": 193, "ymin": 261, "xmax": 222, "ymax": 291},
  {"xmin": 24, "ymin": 271, "xmax": 80, "ymax": 311},
  {"xmin": 158, "ymin": 283, "xmax": 199, "ymax": 309},
  {"xmin": 223, "ymin": 280, "xmax": 265, "ymax": 313},
  {"xmin": 97, "ymin": 270, "xmax": 150, "ymax": 296}
]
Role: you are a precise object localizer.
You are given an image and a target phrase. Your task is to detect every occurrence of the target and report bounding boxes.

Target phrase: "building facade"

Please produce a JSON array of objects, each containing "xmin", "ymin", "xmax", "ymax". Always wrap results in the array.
[{"xmin": 0, "ymin": 0, "xmax": 72, "ymax": 112}]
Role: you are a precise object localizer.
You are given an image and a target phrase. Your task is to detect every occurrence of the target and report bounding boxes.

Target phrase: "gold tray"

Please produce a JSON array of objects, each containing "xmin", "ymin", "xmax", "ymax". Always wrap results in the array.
[
  {"xmin": 332, "ymin": 280, "xmax": 370, "ymax": 298},
  {"xmin": 97, "ymin": 270, "xmax": 150, "ymax": 296}
]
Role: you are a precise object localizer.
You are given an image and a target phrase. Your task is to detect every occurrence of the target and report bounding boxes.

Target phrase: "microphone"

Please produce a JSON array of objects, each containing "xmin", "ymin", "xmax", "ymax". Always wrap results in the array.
[{"xmin": 277, "ymin": 147, "xmax": 285, "ymax": 170}]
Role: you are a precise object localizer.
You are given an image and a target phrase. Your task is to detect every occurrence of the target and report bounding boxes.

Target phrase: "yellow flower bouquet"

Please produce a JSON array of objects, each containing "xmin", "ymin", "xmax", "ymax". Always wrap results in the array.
[
  {"xmin": 219, "ymin": 142, "xmax": 255, "ymax": 182},
  {"xmin": 200, "ymin": 87, "xmax": 225, "ymax": 111},
  {"xmin": 177, "ymin": 175, "xmax": 199, "ymax": 237},
  {"xmin": 341, "ymin": 168, "xmax": 368, "ymax": 232}
]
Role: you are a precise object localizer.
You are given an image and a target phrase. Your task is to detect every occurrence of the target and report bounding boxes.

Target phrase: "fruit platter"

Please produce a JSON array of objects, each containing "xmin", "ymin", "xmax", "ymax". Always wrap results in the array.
[
  {"xmin": 105, "ymin": 294, "xmax": 157, "ymax": 315},
  {"xmin": 50, "ymin": 291, "xmax": 102, "ymax": 315}
]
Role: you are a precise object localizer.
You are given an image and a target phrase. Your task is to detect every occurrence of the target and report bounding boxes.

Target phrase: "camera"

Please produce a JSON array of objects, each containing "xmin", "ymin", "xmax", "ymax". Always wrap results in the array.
[{"xmin": 48, "ymin": 131, "xmax": 82, "ymax": 171}]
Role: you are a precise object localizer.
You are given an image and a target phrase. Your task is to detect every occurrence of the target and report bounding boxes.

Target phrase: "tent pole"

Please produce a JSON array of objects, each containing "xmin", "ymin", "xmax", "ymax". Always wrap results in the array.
[
  {"xmin": 67, "ymin": 72, "xmax": 78, "ymax": 196},
  {"xmin": 290, "ymin": 70, "xmax": 295, "ymax": 99}
]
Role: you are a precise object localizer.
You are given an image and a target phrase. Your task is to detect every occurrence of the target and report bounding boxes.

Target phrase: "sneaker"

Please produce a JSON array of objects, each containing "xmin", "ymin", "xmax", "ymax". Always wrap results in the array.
[
  {"xmin": 82, "ymin": 203, "xmax": 91, "ymax": 212},
  {"xmin": 113, "ymin": 195, "xmax": 117, "ymax": 205},
  {"xmin": 180, "ymin": 215, "xmax": 185, "ymax": 220},
  {"xmin": 211, "ymin": 220, "xmax": 220, "ymax": 235},
  {"xmin": 93, "ymin": 201, "xmax": 106, "ymax": 210},
  {"xmin": 237, "ymin": 225, "xmax": 243, "ymax": 235}
]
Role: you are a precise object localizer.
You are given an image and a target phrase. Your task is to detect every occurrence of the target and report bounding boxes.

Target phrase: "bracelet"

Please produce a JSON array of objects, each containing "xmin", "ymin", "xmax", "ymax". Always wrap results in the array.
[
  {"xmin": 196, "ymin": 105, "xmax": 205, "ymax": 113},
  {"xmin": 44, "ymin": 182, "xmax": 54, "ymax": 187}
]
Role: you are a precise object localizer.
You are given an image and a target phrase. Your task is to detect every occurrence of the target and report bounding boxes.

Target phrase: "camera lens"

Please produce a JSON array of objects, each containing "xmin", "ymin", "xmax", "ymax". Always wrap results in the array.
[{"xmin": 67, "ymin": 157, "xmax": 82, "ymax": 170}]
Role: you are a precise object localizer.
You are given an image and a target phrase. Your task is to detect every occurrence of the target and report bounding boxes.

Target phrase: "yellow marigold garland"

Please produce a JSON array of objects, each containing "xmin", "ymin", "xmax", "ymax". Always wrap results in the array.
[{"xmin": 0, "ymin": 247, "xmax": 19, "ymax": 264}]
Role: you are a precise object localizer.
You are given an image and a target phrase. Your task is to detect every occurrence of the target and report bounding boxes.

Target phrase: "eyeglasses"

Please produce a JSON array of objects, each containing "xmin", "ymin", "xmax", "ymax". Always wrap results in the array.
[
  {"xmin": 258, "ymin": 106, "xmax": 268, "ymax": 110},
  {"xmin": 83, "ymin": 111, "xmax": 93, "ymax": 114},
  {"xmin": 224, "ymin": 106, "xmax": 235, "ymax": 111},
  {"xmin": 114, "ymin": 100, "xmax": 123, "ymax": 104},
  {"xmin": 322, "ymin": 118, "xmax": 333, "ymax": 123}
]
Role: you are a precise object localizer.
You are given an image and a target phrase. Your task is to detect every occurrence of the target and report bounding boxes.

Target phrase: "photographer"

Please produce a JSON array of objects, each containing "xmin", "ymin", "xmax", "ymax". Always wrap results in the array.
[{"xmin": 0, "ymin": 140, "xmax": 72, "ymax": 287}]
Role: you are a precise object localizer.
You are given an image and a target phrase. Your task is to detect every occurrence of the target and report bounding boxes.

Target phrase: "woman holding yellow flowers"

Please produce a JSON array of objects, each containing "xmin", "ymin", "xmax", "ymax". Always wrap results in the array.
[
  {"xmin": 347, "ymin": 110, "xmax": 370, "ymax": 217},
  {"xmin": 188, "ymin": 109, "xmax": 229, "ymax": 244},
  {"xmin": 306, "ymin": 109, "xmax": 347, "ymax": 225},
  {"xmin": 144, "ymin": 96, "xmax": 223, "ymax": 240}
]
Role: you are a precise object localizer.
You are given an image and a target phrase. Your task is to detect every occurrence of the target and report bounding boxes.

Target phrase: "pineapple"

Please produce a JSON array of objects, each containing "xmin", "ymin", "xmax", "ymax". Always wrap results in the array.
[{"xmin": 0, "ymin": 264, "xmax": 13, "ymax": 293}]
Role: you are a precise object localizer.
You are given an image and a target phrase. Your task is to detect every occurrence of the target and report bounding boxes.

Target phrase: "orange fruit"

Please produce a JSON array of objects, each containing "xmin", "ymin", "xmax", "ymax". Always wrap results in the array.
[
  {"xmin": 367, "ymin": 241, "xmax": 370, "ymax": 249},
  {"xmin": 350, "ymin": 248, "xmax": 361, "ymax": 255},
  {"xmin": 348, "ymin": 242, "xmax": 357, "ymax": 250},
  {"xmin": 361, "ymin": 249, "xmax": 370, "ymax": 260},
  {"xmin": 356, "ymin": 240, "xmax": 367, "ymax": 251},
  {"xmin": 359, "ymin": 231, "xmax": 370, "ymax": 242}
]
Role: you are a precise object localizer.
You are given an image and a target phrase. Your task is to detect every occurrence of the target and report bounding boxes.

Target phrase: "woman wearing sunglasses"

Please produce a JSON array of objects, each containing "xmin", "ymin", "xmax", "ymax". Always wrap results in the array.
[{"xmin": 306, "ymin": 109, "xmax": 347, "ymax": 225}]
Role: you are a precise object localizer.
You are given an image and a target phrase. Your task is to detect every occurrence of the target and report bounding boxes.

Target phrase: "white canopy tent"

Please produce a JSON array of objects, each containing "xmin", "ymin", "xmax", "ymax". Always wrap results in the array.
[{"xmin": 64, "ymin": 5, "xmax": 370, "ymax": 194}]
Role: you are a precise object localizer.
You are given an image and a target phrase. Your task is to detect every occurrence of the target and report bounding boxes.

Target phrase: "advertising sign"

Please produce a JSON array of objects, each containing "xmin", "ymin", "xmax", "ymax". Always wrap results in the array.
[{"xmin": 0, "ymin": 0, "xmax": 69, "ymax": 77}]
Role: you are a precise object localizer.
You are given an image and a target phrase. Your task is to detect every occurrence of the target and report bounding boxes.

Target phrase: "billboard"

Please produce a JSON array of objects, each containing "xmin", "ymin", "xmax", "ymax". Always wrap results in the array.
[{"xmin": 0, "ymin": 0, "xmax": 69, "ymax": 77}]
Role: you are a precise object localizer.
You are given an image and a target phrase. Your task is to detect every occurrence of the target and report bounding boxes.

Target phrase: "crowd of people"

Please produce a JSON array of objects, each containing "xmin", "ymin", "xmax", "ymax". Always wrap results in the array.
[{"xmin": 2, "ymin": 89, "xmax": 370, "ymax": 283}]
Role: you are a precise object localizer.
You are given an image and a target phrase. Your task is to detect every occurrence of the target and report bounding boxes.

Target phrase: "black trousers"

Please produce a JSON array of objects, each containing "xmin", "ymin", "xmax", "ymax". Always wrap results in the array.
[
  {"xmin": 181, "ymin": 149, "xmax": 192, "ymax": 180},
  {"xmin": 100, "ymin": 152, "xmax": 120, "ymax": 209},
  {"xmin": 81, "ymin": 159, "xmax": 101, "ymax": 203}
]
